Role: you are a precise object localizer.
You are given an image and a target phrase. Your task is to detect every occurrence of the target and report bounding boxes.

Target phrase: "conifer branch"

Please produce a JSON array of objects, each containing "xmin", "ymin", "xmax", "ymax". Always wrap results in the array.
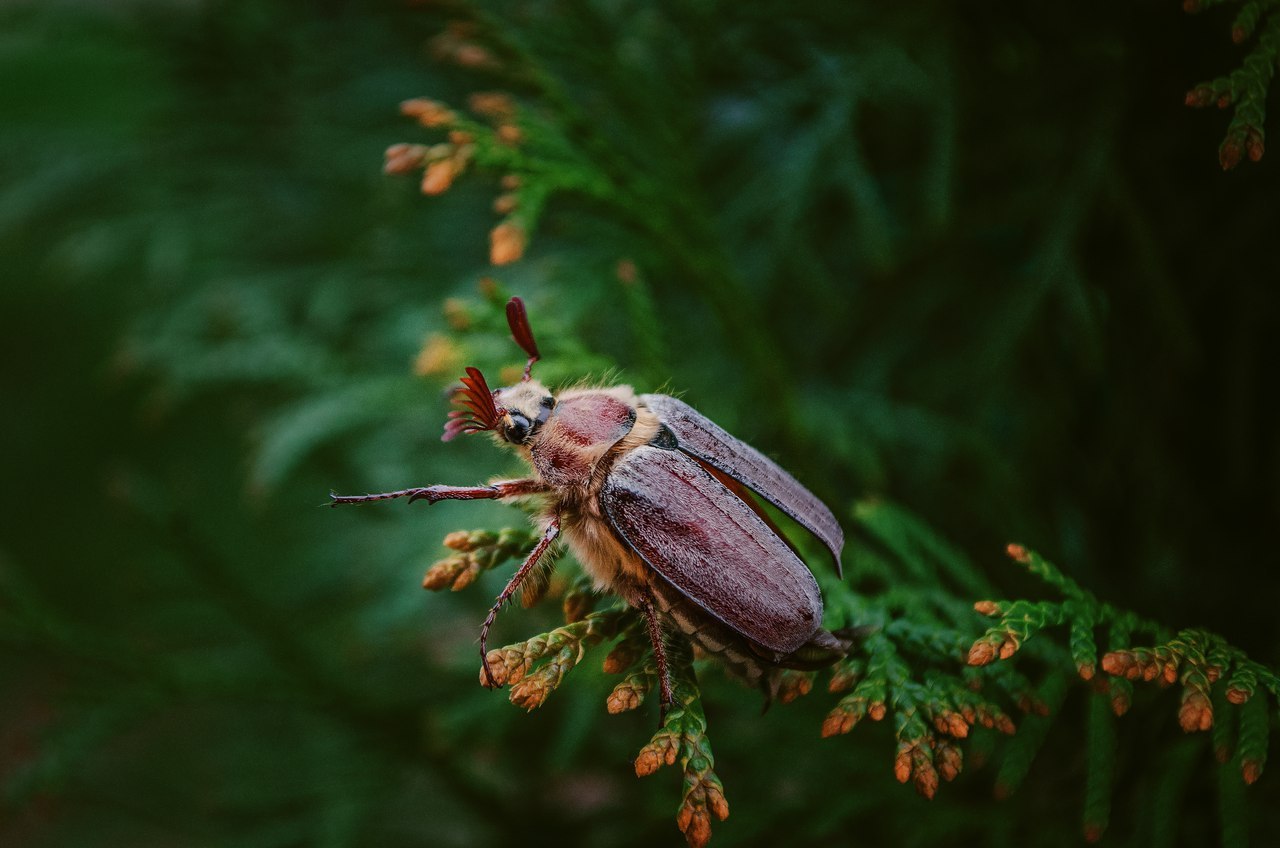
[
  {"xmin": 633, "ymin": 647, "xmax": 729, "ymax": 848},
  {"xmin": 965, "ymin": 541, "xmax": 1279, "ymax": 838},
  {"xmin": 1183, "ymin": 0, "xmax": 1280, "ymax": 167},
  {"xmin": 427, "ymin": 522, "xmax": 730, "ymax": 845},
  {"xmin": 421, "ymin": 527, "xmax": 544, "ymax": 592},
  {"xmin": 417, "ymin": 354, "xmax": 1278, "ymax": 846}
]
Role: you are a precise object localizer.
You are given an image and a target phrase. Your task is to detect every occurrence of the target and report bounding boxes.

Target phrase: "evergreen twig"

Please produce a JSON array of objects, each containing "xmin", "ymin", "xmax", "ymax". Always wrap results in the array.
[{"xmin": 1183, "ymin": 0, "xmax": 1280, "ymax": 168}]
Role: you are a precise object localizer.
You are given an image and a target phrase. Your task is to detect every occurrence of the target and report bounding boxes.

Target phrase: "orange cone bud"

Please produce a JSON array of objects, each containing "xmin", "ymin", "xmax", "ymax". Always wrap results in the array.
[
  {"xmin": 421, "ymin": 159, "xmax": 457, "ymax": 195},
  {"xmin": 635, "ymin": 748, "xmax": 662, "ymax": 777},
  {"xmin": 967, "ymin": 641, "xmax": 997, "ymax": 666},
  {"xmin": 489, "ymin": 222, "xmax": 526, "ymax": 265}
]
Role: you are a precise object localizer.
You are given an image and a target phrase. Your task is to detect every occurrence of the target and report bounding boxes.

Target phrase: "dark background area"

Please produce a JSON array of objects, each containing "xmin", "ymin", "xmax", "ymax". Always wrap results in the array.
[{"xmin": 1, "ymin": 1, "xmax": 1277, "ymax": 846}]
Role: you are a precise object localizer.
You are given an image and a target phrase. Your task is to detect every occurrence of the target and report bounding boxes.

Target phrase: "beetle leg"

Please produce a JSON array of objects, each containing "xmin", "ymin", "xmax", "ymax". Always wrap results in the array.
[
  {"xmin": 329, "ymin": 478, "xmax": 548, "ymax": 506},
  {"xmin": 639, "ymin": 594, "xmax": 675, "ymax": 720},
  {"xmin": 478, "ymin": 516, "xmax": 561, "ymax": 688}
]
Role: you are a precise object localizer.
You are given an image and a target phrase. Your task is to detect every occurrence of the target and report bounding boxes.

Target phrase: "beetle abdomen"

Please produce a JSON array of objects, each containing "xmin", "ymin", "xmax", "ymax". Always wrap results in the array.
[{"xmin": 647, "ymin": 578, "xmax": 772, "ymax": 688}]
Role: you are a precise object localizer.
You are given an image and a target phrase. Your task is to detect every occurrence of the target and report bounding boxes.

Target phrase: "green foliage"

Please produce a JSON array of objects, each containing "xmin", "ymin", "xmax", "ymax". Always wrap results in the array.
[
  {"xmin": 633, "ymin": 651, "xmax": 730, "ymax": 848},
  {"xmin": 437, "ymin": 492, "xmax": 1278, "ymax": 844},
  {"xmin": 1184, "ymin": 0, "xmax": 1280, "ymax": 168},
  {"xmin": 4, "ymin": 1, "xmax": 1280, "ymax": 847},
  {"xmin": 966, "ymin": 545, "xmax": 1280, "ymax": 841},
  {"xmin": 1084, "ymin": 692, "xmax": 1118, "ymax": 842}
]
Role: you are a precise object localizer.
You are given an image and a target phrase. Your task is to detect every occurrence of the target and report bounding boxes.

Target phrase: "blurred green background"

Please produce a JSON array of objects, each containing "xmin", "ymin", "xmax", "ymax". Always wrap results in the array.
[{"xmin": 2, "ymin": 1, "xmax": 1277, "ymax": 846}]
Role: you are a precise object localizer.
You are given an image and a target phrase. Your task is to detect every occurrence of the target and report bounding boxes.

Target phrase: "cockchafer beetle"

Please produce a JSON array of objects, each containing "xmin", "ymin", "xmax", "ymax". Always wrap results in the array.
[{"xmin": 332, "ymin": 298, "xmax": 848, "ymax": 709}]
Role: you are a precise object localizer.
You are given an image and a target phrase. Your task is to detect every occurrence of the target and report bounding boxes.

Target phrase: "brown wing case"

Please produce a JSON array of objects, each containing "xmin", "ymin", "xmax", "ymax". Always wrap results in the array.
[
  {"xmin": 640, "ymin": 394, "xmax": 844, "ymax": 572},
  {"xmin": 600, "ymin": 445, "xmax": 824, "ymax": 654}
]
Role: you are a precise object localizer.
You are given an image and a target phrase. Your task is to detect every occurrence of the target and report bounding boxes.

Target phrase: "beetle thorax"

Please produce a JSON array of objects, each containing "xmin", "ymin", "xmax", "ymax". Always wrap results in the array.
[{"xmin": 526, "ymin": 387, "xmax": 639, "ymax": 489}]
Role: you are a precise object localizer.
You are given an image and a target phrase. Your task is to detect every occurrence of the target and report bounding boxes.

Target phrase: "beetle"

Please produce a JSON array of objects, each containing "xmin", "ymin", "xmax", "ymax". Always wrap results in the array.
[{"xmin": 331, "ymin": 297, "xmax": 848, "ymax": 709}]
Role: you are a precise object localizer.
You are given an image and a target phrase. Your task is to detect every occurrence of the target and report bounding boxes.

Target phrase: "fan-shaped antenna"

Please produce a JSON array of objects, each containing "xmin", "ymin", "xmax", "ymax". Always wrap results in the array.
[
  {"xmin": 506, "ymin": 297, "xmax": 541, "ymax": 382},
  {"xmin": 442, "ymin": 366, "xmax": 504, "ymax": 442}
]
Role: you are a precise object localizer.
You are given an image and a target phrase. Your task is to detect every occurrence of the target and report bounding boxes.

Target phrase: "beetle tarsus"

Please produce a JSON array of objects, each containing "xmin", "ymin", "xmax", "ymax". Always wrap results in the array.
[
  {"xmin": 329, "ymin": 487, "xmax": 435, "ymax": 506},
  {"xmin": 480, "ymin": 648, "xmax": 499, "ymax": 690}
]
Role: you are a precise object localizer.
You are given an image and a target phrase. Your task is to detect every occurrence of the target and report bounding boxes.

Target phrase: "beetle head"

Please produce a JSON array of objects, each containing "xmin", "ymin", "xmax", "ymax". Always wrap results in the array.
[
  {"xmin": 442, "ymin": 296, "xmax": 553, "ymax": 445},
  {"xmin": 492, "ymin": 380, "xmax": 555, "ymax": 445}
]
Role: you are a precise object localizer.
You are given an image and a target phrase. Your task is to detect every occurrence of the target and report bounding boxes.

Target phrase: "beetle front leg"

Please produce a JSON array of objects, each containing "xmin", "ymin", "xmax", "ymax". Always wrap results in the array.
[
  {"xmin": 639, "ymin": 594, "xmax": 676, "ymax": 720},
  {"xmin": 478, "ymin": 515, "xmax": 561, "ymax": 689},
  {"xmin": 329, "ymin": 478, "xmax": 548, "ymax": 506}
]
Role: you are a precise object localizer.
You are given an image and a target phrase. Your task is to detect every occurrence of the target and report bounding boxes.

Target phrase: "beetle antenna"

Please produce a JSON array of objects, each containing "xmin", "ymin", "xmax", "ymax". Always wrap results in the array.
[
  {"xmin": 506, "ymin": 296, "xmax": 541, "ymax": 382},
  {"xmin": 442, "ymin": 366, "xmax": 505, "ymax": 442}
]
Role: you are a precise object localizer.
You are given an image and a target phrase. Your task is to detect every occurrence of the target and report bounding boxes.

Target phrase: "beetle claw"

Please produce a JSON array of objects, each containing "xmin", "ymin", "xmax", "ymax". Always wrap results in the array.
[{"xmin": 481, "ymin": 656, "xmax": 500, "ymax": 689}]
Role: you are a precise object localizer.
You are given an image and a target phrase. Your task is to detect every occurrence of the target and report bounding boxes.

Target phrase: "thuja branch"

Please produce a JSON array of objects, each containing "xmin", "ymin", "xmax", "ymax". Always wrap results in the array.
[
  {"xmin": 969, "ymin": 543, "xmax": 1280, "ymax": 790},
  {"xmin": 633, "ymin": 648, "xmax": 729, "ymax": 848},
  {"xmin": 815, "ymin": 522, "xmax": 1277, "ymax": 842},
  {"xmin": 423, "ymin": 527, "xmax": 729, "ymax": 848},
  {"xmin": 818, "ymin": 620, "xmax": 1025, "ymax": 796},
  {"xmin": 418, "ymin": 508, "xmax": 1278, "ymax": 847},
  {"xmin": 803, "ymin": 512, "xmax": 1045, "ymax": 802},
  {"xmin": 386, "ymin": 10, "xmax": 802, "ymax": 427},
  {"xmin": 1183, "ymin": 0, "xmax": 1280, "ymax": 168},
  {"xmin": 480, "ymin": 608, "xmax": 627, "ymax": 709},
  {"xmin": 966, "ymin": 544, "xmax": 1168, "ymax": 678},
  {"xmin": 422, "ymin": 526, "xmax": 544, "ymax": 592}
]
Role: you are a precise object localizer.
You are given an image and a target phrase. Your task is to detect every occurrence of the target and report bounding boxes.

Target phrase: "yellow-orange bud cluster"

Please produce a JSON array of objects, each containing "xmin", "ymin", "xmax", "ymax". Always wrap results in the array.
[
  {"xmin": 967, "ymin": 631, "xmax": 1020, "ymax": 666},
  {"xmin": 1005, "ymin": 543, "xmax": 1030, "ymax": 564},
  {"xmin": 1242, "ymin": 758, "xmax": 1264, "ymax": 785},
  {"xmin": 972, "ymin": 600, "xmax": 1001, "ymax": 616},
  {"xmin": 776, "ymin": 671, "xmax": 813, "ymax": 704},
  {"xmin": 430, "ymin": 22, "xmax": 501, "ymax": 71},
  {"xmin": 490, "ymin": 221, "xmax": 527, "ymax": 265},
  {"xmin": 493, "ymin": 193, "xmax": 518, "ymax": 215},
  {"xmin": 383, "ymin": 143, "xmax": 429, "ymax": 174},
  {"xmin": 634, "ymin": 735, "xmax": 679, "ymax": 777},
  {"xmin": 509, "ymin": 671, "xmax": 557, "ymax": 711},
  {"xmin": 414, "ymin": 333, "xmax": 461, "ymax": 378},
  {"xmin": 606, "ymin": 681, "xmax": 643, "ymax": 714},
  {"xmin": 1101, "ymin": 650, "xmax": 1178, "ymax": 685},
  {"xmin": 399, "ymin": 98, "xmax": 455, "ymax": 128},
  {"xmin": 421, "ymin": 158, "xmax": 459, "ymax": 195},
  {"xmin": 935, "ymin": 740, "xmax": 963, "ymax": 782},
  {"xmin": 677, "ymin": 786, "xmax": 728, "ymax": 848},
  {"xmin": 1177, "ymin": 690, "xmax": 1213, "ymax": 732},
  {"xmin": 932, "ymin": 710, "xmax": 969, "ymax": 739},
  {"xmin": 496, "ymin": 124, "xmax": 523, "ymax": 145},
  {"xmin": 480, "ymin": 647, "xmax": 527, "ymax": 688},
  {"xmin": 894, "ymin": 741, "xmax": 940, "ymax": 800},
  {"xmin": 468, "ymin": 91, "xmax": 516, "ymax": 120}
]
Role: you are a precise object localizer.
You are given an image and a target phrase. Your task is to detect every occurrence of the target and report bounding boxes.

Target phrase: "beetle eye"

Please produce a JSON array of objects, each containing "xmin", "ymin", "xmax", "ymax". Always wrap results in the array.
[{"xmin": 503, "ymin": 413, "xmax": 532, "ymax": 444}]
